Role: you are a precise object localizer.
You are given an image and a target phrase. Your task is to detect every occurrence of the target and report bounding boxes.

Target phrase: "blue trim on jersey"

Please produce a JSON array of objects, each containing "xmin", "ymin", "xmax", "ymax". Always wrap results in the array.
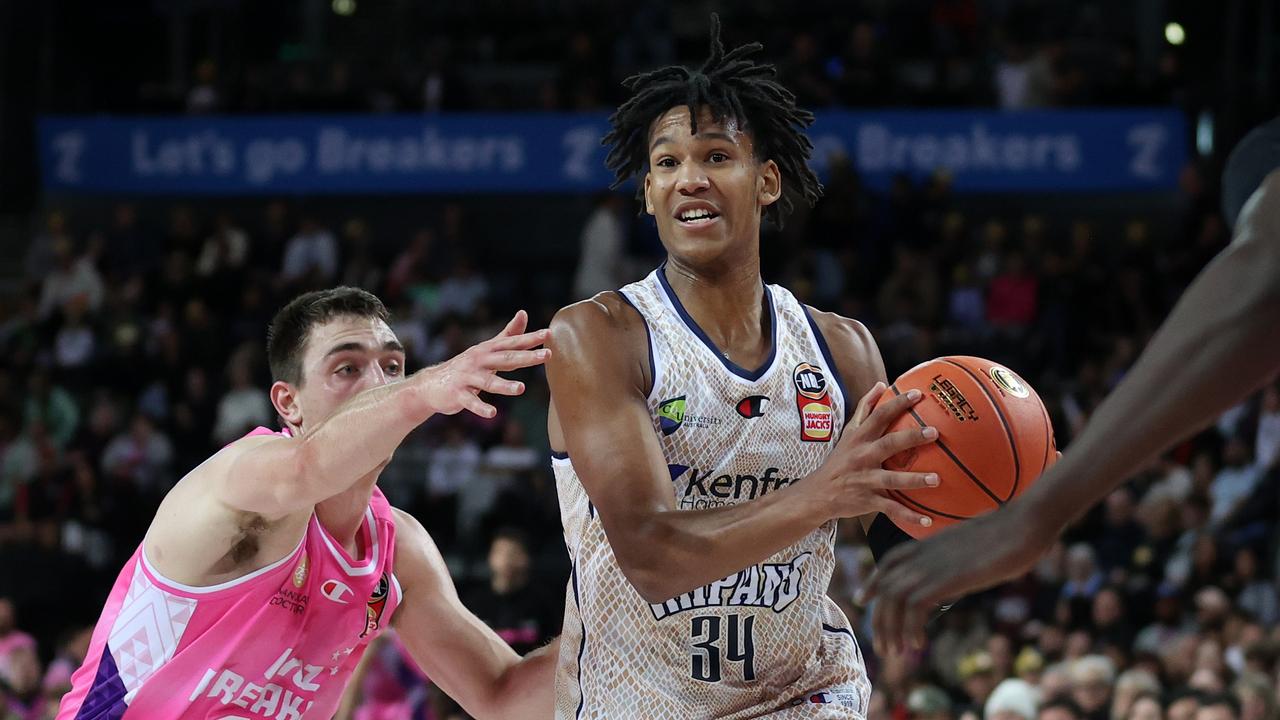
[
  {"xmin": 549, "ymin": 452, "xmax": 593, "ymax": 518},
  {"xmin": 614, "ymin": 289, "xmax": 656, "ymax": 395},
  {"xmin": 822, "ymin": 623, "xmax": 856, "ymax": 641},
  {"xmin": 801, "ymin": 305, "xmax": 851, "ymax": 427},
  {"xmin": 655, "ymin": 264, "xmax": 778, "ymax": 381},
  {"xmin": 572, "ymin": 561, "xmax": 588, "ymax": 719}
]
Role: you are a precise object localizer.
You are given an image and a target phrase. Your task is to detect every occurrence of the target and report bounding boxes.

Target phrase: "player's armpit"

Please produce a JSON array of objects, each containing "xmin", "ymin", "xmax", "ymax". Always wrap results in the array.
[{"xmin": 389, "ymin": 509, "xmax": 556, "ymax": 720}]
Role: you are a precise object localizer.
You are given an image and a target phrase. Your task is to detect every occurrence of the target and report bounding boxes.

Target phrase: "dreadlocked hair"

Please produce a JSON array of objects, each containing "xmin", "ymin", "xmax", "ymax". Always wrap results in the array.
[{"xmin": 602, "ymin": 13, "xmax": 822, "ymax": 228}]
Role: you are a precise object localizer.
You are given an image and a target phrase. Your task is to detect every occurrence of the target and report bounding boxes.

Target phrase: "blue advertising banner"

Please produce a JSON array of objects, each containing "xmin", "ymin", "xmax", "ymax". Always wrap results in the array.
[{"xmin": 37, "ymin": 109, "xmax": 1185, "ymax": 195}]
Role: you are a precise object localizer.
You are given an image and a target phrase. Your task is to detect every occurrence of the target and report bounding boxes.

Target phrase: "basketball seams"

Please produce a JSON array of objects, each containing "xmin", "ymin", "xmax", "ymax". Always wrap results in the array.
[
  {"xmin": 940, "ymin": 359, "xmax": 1021, "ymax": 502},
  {"xmin": 889, "ymin": 384, "xmax": 1004, "ymax": 507},
  {"xmin": 886, "ymin": 488, "xmax": 971, "ymax": 520}
]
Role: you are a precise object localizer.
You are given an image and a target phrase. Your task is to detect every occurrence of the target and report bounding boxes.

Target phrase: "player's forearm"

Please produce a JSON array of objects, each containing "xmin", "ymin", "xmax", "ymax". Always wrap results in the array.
[
  {"xmin": 615, "ymin": 478, "xmax": 833, "ymax": 603},
  {"xmin": 291, "ymin": 373, "xmax": 435, "ymax": 500},
  {"xmin": 486, "ymin": 638, "xmax": 560, "ymax": 719},
  {"xmin": 1021, "ymin": 225, "xmax": 1280, "ymax": 530}
]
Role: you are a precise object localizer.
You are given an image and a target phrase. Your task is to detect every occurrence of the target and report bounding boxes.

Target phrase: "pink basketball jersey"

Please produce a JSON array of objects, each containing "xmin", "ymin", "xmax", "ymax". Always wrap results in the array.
[{"xmin": 57, "ymin": 428, "xmax": 403, "ymax": 720}]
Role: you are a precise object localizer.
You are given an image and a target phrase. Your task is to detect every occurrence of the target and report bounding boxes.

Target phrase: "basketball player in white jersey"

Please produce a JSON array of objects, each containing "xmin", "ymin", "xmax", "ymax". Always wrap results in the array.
[
  {"xmin": 58, "ymin": 287, "xmax": 559, "ymax": 719},
  {"xmin": 544, "ymin": 18, "xmax": 942, "ymax": 719}
]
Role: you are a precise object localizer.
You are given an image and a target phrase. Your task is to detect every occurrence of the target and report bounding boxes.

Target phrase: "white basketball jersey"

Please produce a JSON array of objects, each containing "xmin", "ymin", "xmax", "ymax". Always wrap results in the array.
[{"xmin": 553, "ymin": 268, "xmax": 872, "ymax": 719}]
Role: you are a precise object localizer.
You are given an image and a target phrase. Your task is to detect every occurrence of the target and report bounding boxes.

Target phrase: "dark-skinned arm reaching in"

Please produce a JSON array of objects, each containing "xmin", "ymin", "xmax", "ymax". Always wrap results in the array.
[{"xmin": 865, "ymin": 118, "xmax": 1280, "ymax": 654}]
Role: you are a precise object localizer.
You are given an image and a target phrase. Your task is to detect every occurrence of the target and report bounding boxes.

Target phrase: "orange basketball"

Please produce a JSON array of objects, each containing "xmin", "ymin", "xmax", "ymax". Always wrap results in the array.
[{"xmin": 877, "ymin": 356, "xmax": 1057, "ymax": 539}]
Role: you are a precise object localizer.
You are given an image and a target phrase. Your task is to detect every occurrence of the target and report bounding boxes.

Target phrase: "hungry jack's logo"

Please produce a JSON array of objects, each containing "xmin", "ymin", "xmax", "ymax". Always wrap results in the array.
[{"xmin": 793, "ymin": 363, "xmax": 833, "ymax": 442}]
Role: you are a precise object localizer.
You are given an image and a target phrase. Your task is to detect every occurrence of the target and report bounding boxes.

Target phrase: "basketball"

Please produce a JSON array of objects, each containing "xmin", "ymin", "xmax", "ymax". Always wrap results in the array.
[{"xmin": 877, "ymin": 356, "xmax": 1057, "ymax": 539}]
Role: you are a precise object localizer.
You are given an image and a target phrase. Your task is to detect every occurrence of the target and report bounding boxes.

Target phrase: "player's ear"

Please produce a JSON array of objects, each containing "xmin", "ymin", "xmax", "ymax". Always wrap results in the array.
[
  {"xmin": 643, "ymin": 172, "xmax": 656, "ymax": 215},
  {"xmin": 270, "ymin": 380, "xmax": 304, "ymax": 430},
  {"xmin": 758, "ymin": 159, "xmax": 781, "ymax": 208}
]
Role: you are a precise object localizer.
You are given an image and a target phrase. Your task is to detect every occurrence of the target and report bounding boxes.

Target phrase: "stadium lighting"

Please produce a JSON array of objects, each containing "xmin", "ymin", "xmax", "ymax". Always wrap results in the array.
[
  {"xmin": 1164, "ymin": 22, "xmax": 1185, "ymax": 46},
  {"xmin": 332, "ymin": 0, "xmax": 356, "ymax": 16}
]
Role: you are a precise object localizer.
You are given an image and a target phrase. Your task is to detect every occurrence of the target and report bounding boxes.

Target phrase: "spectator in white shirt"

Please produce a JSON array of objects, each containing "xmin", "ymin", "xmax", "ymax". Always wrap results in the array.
[
  {"xmin": 38, "ymin": 239, "xmax": 104, "ymax": 321},
  {"xmin": 572, "ymin": 193, "xmax": 628, "ymax": 300},
  {"xmin": 1208, "ymin": 436, "xmax": 1264, "ymax": 527},
  {"xmin": 1254, "ymin": 382, "xmax": 1280, "ymax": 470},
  {"xmin": 195, "ymin": 212, "xmax": 249, "ymax": 278},
  {"xmin": 433, "ymin": 256, "xmax": 489, "ymax": 321},
  {"xmin": 212, "ymin": 352, "xmax": 273, "ymax": 446},
  {"xmin": 280, "ymin": 216, "xmax": 338, "ymax": 286}
]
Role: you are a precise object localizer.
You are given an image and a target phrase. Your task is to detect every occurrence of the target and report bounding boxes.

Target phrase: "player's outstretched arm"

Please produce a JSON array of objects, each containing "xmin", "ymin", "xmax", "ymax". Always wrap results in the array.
[
  {"xmin": 390, "ymin": 509, "xmax": 559, "ymax": 720},
  {"xmin": 546, "ymin": 296, "xmax": 939, "ymax": 604},
  {"xmin": 210, "ymin": 311, "xmax": 550, "ymax": 519},
  {"xmin": 866, "ymin": 169, "xmax": 1280, "ymax": 653}
]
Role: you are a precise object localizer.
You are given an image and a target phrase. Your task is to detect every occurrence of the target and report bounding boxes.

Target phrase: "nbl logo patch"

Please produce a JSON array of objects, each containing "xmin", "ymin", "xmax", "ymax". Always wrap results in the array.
[{"xmin": 793, "ymin": 362, "xmax": 833, "ymax": 442}]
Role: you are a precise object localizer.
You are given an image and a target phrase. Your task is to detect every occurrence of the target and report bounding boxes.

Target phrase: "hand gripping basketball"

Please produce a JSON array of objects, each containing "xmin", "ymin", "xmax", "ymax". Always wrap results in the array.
[
  {"xmin": 818, "ymin": 382, "xmax": 940, "ymax": 527},
  {"xmin": 415, "ymin": 310, "xmax": 551, "ymax": 418}
]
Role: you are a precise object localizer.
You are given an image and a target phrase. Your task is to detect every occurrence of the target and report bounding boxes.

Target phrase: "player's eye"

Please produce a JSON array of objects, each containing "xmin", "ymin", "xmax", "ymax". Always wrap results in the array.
[
  {"xmin": 335, "ymin": 365, "xmax": 357, "ymax": 376},
  {"xmin": 385, "ymin": 362, "xmax": 402, "ymax": 376},
  {"xmin": 709, "ymin": 152, "xmax": 729, "ymax": 163},
  {"xmin": 655, "ymin": 157, "xmax": 677, "ymax": 168}
]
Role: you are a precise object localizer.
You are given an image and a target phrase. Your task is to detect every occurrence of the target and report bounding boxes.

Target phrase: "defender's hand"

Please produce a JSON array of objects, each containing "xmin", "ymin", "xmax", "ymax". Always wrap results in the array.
[
  {"xmin": 864, "ymin": 487, "xmax": 1056, "ymax": 655},
  {"xmin": 416, "ymin": 310, "xmax": 550, "ymax": 418}
]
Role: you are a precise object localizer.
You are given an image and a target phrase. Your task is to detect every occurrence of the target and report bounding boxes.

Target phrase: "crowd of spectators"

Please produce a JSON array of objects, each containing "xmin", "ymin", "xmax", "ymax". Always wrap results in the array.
[
  {"xmin": 0, "ymin": 157, "xmax": 1273, "ymax": 718},
  {"xmin": 48, "ymin": 1, "xmax": 1197, "ymax": 116}
]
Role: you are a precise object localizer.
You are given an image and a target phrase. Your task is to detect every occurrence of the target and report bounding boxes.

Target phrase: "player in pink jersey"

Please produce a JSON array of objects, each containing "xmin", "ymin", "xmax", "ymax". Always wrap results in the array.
[{"xmin": 57, "ymin": 286, "xmax": 559, "ymax": 720}]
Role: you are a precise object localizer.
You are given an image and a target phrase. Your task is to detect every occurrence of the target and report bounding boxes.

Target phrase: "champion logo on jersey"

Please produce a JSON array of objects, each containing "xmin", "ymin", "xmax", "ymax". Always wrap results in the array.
[
  {"xmin": 657, "ymin": 396, "xmax": 686, "ymax": 436},
  {"xmin": 736, "ymin": 395, "xmax": 769, "ymax": 418},
  {"xmin": 321, "ymin": 579, "xmax": 354, "ymax": 604}
]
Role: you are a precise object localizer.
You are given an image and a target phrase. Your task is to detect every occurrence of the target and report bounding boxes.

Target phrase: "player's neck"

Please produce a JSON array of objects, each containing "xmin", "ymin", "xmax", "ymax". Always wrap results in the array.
[
  {"xmin": 663, "ymin": 256, "xmax": 768, "ymax": 359},
  {"xmin": 314, "ymin": 469, "xmax": 380, "ymax": 556}
]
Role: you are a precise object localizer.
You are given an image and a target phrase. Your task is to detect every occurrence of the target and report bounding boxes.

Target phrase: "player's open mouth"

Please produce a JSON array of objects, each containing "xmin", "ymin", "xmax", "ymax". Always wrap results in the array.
[{"xmin": 675, "ymin": 207, "xmax": 721, "ymax": 227}]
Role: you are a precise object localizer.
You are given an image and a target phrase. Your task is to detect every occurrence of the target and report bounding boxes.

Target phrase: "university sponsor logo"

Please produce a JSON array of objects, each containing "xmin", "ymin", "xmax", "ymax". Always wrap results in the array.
[
  {"xmin": 671, "ymin": 465, "xmax": 799, "ymax": 509},
  {"xmin": 650, "ymin": 553, "xmax": 811, "ymax": 620},
  {"xmin": 657, "ymin": 395, "xmax": 722, "ymax": 436},
  {"xmin": 658, "ymin": 396, "xmax": 686, "ymax": 436}
]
